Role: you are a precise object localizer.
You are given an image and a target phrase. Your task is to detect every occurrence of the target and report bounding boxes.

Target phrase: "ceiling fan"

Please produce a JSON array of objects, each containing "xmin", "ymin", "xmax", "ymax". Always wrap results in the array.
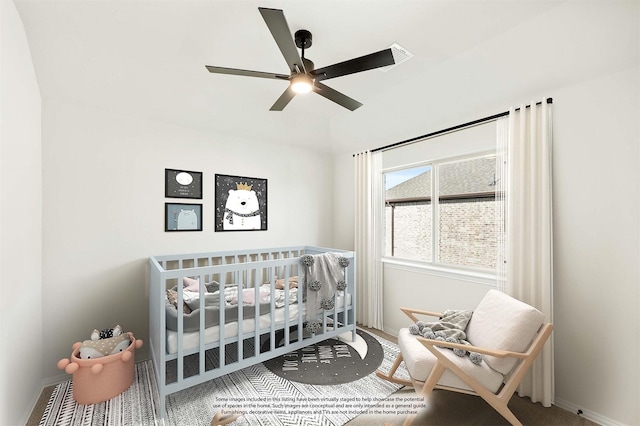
[{"xmin": 205, "ymin": 7, "xmax": 395, "ymax": 111}]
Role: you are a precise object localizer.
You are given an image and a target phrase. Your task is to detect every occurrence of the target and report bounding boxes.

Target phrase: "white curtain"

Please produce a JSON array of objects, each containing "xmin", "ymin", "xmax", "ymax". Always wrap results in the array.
[
  {"xmin": 354, "ymin": 151, "xmax": 384, "ymax": 329},
  {"xmin": 500, "ymin": 100, "xmax": 554, "ymax": 406},
  {"xmin": 496, "ymin": 117, "xmax": 509, "ymax": 293}
]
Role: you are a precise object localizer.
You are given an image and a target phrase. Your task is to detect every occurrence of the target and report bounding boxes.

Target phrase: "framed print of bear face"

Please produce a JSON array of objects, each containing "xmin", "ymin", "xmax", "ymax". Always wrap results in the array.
[
  {"xmin": 215, "ymin": 174, "xmax": 267, "ymax": 232},
  {"xmin": 165, "ymin": 168, "xmax": 203, "ymax": 199},
  {"xmin": 165, "ymin": 203, "xmax": 203, "ymax": 232}
]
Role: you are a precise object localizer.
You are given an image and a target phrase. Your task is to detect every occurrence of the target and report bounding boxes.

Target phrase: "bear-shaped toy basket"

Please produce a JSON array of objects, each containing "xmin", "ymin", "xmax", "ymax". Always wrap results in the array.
[{"xmin": 57, "ymin": 332, "xmax": 143, "ymax": 405}]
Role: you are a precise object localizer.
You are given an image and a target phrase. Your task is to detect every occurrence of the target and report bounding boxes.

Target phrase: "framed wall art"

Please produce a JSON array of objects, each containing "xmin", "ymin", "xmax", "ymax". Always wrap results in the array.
[
  {"xmin": 165, "ymin": 168, "xmax": 203, "ymax": 199},
  {"xmin": 215, "ymin": 174, "xmax": 267, "ymax": 232},
  {"xmin": 165, "ymin": 203, "xmax": 203, "ymax": 232}
]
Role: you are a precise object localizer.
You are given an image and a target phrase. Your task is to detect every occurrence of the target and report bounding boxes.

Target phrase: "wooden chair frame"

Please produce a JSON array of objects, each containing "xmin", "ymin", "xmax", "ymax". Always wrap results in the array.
[{"xmin": 376, "ymin": 307, "xmax": 553, "ymax": 426}]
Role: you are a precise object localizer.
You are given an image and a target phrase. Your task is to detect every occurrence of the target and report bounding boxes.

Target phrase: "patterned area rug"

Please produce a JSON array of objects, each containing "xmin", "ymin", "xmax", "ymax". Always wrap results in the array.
[
  {"xmin": 263, "ymin": 328, "xmax": 384, "ymax": 385},
  {"xmin": 39, "ymin": 362, "xmax": 159, "ymax": 426},
  {"xmin": 40, "ymin": 330, "xmax": 409, "ymax": 425}
]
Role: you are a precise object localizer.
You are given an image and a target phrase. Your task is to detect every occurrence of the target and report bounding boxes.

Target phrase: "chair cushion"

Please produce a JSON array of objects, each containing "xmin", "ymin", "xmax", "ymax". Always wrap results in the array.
[
  {"xmin": 397, "ymin": 328, "xmax": 504, "ymax": 393},
  {"xmin": 465, "ymin": 290, "xmax": 545, "ymax": 375}
]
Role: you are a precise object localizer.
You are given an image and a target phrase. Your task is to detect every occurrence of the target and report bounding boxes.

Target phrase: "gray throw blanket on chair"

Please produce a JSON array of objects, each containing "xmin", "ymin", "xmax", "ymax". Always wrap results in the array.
[
  {"xmin": 423, "ymin": 309, "xmax": 473, "ymax": 341},
  {"xmin": 413, "ymin": 309, "xmax": 483, "ymax": 364}
]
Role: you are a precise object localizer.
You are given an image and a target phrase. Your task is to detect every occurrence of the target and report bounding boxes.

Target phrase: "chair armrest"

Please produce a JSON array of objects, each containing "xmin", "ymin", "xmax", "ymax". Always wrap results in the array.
[
  {"xmin": 417, "ymin": 337, "xmax": 528, "ymax": 360},
  {"xmin": 400, "ymin": 307, "xmax": 443, "ymax": 323}
]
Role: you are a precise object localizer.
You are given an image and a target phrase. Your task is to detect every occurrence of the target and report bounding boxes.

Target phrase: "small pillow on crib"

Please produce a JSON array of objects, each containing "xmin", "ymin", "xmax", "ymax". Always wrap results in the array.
[
  {"xmin": 183, "ymin": 276, "xmax": 200, "ymax": 292},
  {"xmin": 166, "ymin": 289, "xmax": 193, "ymax": 314},
  {"xmin": 205, "ymin": 280, "xmax": 220, "ymax": 293},
  {"xmin": 230, "ymin": 288, "xmax": 271, "ymax": 305},
  {"xmin": 275, "ymin": 276, "xmax": 299, "ymax": 289},
  {"xmin": 185, "ymin": 293, "xmax": 221, "ymax": 311}
]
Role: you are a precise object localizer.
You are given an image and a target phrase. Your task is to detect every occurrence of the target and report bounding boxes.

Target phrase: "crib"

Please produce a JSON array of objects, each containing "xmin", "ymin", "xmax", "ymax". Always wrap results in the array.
[{"xmin": 148, "ymin": 246, "xmax": 356, "ymax": 420}]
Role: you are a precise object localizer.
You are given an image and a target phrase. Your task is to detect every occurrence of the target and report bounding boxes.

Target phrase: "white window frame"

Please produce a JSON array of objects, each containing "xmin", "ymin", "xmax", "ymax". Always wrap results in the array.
[{"xmin": 381, "ymin": 150, "xmax": 499, "ymax": 281}]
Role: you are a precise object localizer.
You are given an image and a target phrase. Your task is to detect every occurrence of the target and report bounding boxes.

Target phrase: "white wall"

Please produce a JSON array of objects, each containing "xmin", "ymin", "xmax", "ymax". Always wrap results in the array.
[
  {"xmin": 380, "ymin": 122, "xmax": 497, "ymax": 170},
  {"xmin": 332, "ymin": 11, "xmax": 639, "ymax": 426},
  {"xmin": 381, "ymin": 264, "xmax": 494, "ymax": 335},
  {"xmin": 551, "ymin": 65, "xmax": 639, "ymax": 426},
  {"xmin": 0, "ymin": 1, "xmax": 43, "ymax": 424},
  {"xmin": 41, "ymin": 100, "xmax": 335, "ymax": 383}
]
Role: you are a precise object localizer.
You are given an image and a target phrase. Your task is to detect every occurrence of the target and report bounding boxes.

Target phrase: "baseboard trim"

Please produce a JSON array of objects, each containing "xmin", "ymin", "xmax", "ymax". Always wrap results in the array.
[
  {"xmin": 22, "ymin": 384, "xmax": 46, "ymax": 426},
  {"xmin": 554, "ymin": 398, "xmax": 625, "ymax": 426},
  {"xmin": 382, "ymin": 326, "xmax": 399, "ymax": 338},
  {"xmin": 44, "ymin": 372, "xmax": 70, "ymax": 387}
]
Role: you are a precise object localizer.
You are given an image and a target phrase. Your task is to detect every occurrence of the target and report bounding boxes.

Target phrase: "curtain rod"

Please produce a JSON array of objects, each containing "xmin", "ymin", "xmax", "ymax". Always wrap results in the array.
[{"xmin": 361, "ymin": 97, "xmax": 553, "ymax": 155}]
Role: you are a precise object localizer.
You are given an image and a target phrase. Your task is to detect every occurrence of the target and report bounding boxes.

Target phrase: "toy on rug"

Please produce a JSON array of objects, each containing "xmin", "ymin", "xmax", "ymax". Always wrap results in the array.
[
  {"xmin": 211, "ymin": 411, "xmax": 243, "ymax": 426},
  {"xmin": 409, "ymin": 311, "xmax": 483, "ymax": 365}
]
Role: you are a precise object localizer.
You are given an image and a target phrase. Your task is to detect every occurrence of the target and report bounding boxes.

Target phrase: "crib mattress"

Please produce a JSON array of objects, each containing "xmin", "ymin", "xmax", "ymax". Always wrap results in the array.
[{"xmin": 166, "ymin": 293, "xmax": 351, "ymax": 354}]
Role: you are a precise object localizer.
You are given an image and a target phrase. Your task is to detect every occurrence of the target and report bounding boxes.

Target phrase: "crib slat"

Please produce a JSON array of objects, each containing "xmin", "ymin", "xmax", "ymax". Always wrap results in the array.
[
  {"xmin": 236, "ymin": 267, "xmax": 244, "ymax": 364},
  {"xmin": 177, "ymin": 275, "xmax": 184, "ymax": 382},
  {"xmin": 219, "ymin": 275, "xmax": 226, "ymax": 368},
  {"xmin": 198, "ymin": 273, "xmax": 205, "ymax": 376}
]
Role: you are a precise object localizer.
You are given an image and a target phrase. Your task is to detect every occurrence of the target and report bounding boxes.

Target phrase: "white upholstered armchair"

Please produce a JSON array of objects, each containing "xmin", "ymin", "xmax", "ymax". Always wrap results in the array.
[{"xmin": 377, "ymin": 289, "xmax": 553, "ymax": 426}]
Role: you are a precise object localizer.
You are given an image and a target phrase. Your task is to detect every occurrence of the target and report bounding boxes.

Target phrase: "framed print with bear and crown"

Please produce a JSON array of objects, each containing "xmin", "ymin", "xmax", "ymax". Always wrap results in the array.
[{"xmin": 215, "ymin": 174, "xmax": 268, "ymax": 232}]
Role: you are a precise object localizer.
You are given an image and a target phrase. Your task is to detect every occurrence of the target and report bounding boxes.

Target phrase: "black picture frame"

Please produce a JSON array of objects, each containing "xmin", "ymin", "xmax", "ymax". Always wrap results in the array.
[
  {"xmin": 165, "ymin": 168, "xmax": 203, "ymax": 199},
  {"xmin": 165, "ymin": 203, "xmax": 203, "ymax": 232},
  {"xmin": 215, "ymin": 174, "xmax": 268, "ymax": 232}
]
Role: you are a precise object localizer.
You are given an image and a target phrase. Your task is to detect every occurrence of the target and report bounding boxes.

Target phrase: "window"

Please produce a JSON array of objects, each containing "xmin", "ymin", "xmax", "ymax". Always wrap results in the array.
[
  {"xmin": 384, "ymin": 153, "xmax": 499, "ymax": 272},
  {"xmin": 385, "ymin": 165, "xmax": 432, "ymax": 262}
]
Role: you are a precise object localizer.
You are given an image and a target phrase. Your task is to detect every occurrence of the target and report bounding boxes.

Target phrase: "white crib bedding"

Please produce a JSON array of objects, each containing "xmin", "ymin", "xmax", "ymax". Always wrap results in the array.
[
  {"xmin": 166, "ymin": 292, "xmax": 351, "ymax": 354},
  {"xmin": 165, "ymin": 284, "xmax": 299, "ymax": 333}
]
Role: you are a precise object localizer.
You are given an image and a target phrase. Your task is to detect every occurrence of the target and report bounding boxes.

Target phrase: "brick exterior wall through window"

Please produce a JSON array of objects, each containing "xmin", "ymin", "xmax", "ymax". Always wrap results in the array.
[
  {"xmin": 385, "ymin": 202, "xmax": 432, "ymax": 262},
  {"xmin": 438, "ymin": 197, "xmax": 499, "ymax": 270},
  {"xmin": 385, "ymin": 197, "xmax": 502, "ymax": 271}
]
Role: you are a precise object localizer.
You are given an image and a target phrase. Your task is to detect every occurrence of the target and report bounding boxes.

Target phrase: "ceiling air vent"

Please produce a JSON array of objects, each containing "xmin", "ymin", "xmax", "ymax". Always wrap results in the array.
[{"xmin": 380, "ymin": 43, "xmax": 413, "ymax": 72}]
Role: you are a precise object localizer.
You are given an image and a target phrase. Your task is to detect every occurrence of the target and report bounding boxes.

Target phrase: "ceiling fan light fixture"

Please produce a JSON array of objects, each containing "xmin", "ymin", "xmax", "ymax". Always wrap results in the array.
[{"xmin": 290, "ymin": 74, "xmax": 313, "ymax": 94}]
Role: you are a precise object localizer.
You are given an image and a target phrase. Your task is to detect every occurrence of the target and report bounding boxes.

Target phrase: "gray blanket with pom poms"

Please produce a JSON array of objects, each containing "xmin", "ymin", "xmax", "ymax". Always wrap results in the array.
[
  {"xmin": 417, "ymin": 309, "xmax": 482, "ymax": 365},
  {"xmin": 303, "ymin": 252, "xmax": 343, "ymax": 315},
  {"xmin": 424, "ymin": 309, "xmax": 473, "ymax": 340}
]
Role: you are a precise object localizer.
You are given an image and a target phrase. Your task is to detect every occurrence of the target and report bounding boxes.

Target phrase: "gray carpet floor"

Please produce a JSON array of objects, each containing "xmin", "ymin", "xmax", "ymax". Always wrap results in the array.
[
  {"xmin": 345, "ymin": 387, "xmax": 600, "ymax": 425},
  {"xmin": 27, "ymin": 327, "xmax": 600, "ymax": 426}
]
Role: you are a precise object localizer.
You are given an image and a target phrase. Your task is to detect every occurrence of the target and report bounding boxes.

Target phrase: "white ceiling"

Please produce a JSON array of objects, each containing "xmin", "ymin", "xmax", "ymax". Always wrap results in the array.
[{"xmin": 14, "ymin": 0, "xmax": 639, "ymax": 154}]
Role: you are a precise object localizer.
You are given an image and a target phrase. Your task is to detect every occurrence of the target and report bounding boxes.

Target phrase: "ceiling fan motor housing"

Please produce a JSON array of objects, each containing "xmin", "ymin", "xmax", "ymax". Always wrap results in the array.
[
  {"xmin": 295, "ymin": 29, "xmax": 312, "ymax": 49},
  {"xmin": 302, "ymin": 58, "xmax": 314, "ymax": 72}
]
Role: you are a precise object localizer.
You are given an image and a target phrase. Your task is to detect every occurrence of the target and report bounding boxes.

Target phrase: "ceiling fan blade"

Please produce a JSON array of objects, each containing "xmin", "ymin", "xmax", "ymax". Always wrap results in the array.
[
  {"xmin": 311, "ymin": 48, "xmax": 395, "ymax": 82},
  {"xmin": 270, "ymin": 87, "xmax": 296, "ymax": 111},
  {"xmin": 313, "ymin": 82, "xmax": 362, "ymax": 111},
  {"xmin": 205, "ymin": 65, "xmax": 289, "ymax": 80},
  {"xmin": 258, "ymin": 7, "xmax": 306, "ymax": 74}
]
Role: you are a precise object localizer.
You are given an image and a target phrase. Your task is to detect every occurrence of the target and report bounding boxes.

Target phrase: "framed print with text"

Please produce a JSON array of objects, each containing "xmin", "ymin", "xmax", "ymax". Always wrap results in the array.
[{"xmin": 165, "ymin": 168, "xmax": 203, "ymax": 199}]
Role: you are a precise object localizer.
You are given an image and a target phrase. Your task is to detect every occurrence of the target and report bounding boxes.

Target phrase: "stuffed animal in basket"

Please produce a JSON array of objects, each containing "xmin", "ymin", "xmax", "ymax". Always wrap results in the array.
[
  {"xmin": 57, "ymin": 328, "xmax": 143, "ymax": 376},
  {"xmin": 90, "ymin": 325, "xmax": 123, "ymax": 341},
  {"xmin": 78, "ymin": 333, "xmax": 130, "ymax": 360},
  {"xmin": 72, "ymin": 325, "xmax": 129, "ymax": 359}
]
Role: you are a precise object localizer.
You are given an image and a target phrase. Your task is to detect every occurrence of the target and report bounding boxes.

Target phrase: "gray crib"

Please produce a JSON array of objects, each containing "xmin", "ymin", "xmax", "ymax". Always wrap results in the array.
[{"xmin": 148, "ymin": 246, "xmax": 356, "ymax": 420}]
